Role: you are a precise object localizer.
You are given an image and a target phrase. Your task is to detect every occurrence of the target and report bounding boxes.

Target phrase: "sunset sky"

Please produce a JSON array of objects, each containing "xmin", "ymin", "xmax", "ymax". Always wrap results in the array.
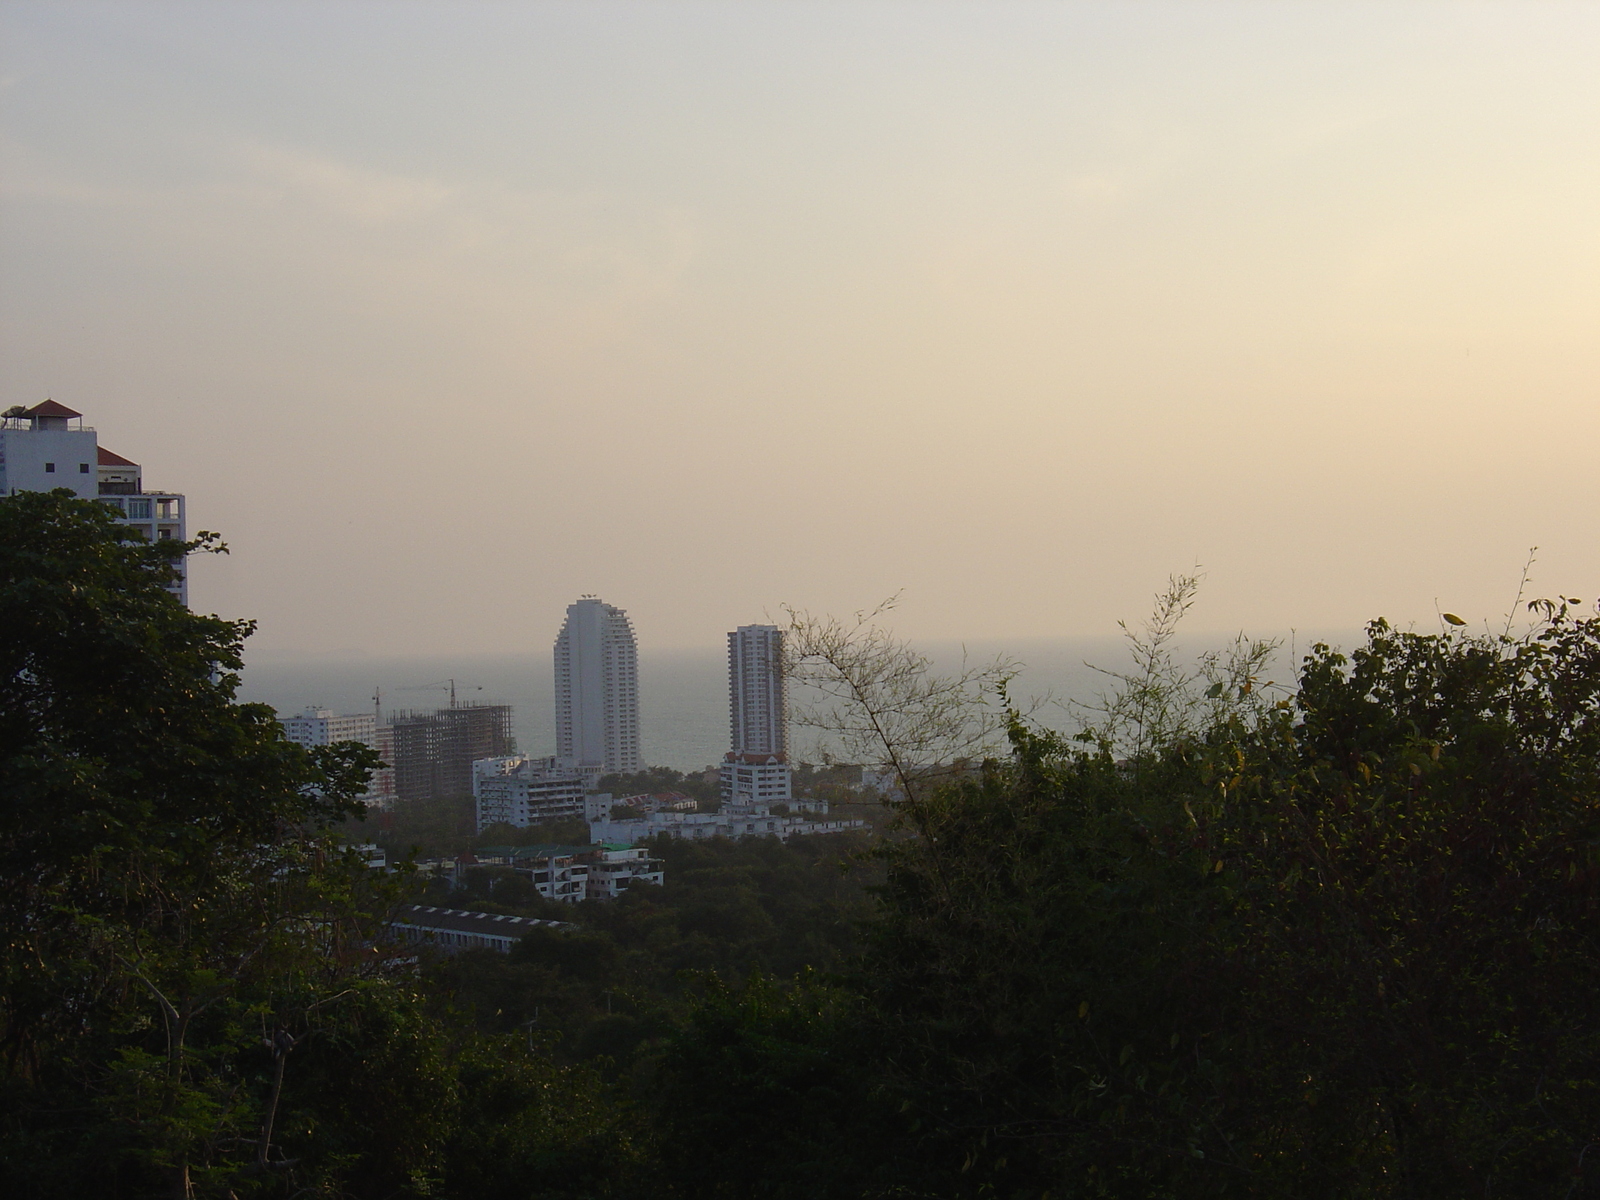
[{"xmin": 3, "ymin": 2, "xmax": 1597, "ymax": 656}]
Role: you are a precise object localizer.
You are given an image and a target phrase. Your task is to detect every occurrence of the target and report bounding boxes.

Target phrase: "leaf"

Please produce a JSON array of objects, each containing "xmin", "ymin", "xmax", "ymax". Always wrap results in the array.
[
  {"xmin": 1442, "ymin": 613, "xmax": 1467, "ymax": 626},
  {"xmin": 1205, "ymin": 682, "xmax": 1224, "ymax": 699},
  {"xmin": 1079, "ymin": 1001, "xmax": 1089, "ymax": 1020}
]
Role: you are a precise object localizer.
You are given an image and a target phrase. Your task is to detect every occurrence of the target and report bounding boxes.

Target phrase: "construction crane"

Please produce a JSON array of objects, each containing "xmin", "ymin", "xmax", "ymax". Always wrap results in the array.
[{"xmin": 399, "ymin": 679, "xmax": 484, "ymax": 708}]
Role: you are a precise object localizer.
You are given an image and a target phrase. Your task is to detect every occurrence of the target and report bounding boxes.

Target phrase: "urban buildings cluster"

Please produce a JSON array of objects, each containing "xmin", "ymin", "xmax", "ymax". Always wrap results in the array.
[
  {"xmin": 281, "ymin": 700, "xmax": 514, "ymax": 811},
  {"xmin": 281, "ymin": 596, "xmax": 864, "ymax": 892},
  {"xmin": 2, "ymin": 398, "xmax": 864, "ymax": 919}
]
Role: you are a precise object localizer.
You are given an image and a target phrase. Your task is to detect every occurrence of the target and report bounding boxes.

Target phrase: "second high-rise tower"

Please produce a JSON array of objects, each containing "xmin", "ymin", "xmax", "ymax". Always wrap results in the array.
[{"xmin": 554, "ymin": 596, "xmax": 641, "ymax": 776}]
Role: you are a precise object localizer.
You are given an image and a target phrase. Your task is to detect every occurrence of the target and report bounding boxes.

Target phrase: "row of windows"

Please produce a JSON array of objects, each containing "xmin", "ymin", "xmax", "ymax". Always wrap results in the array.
[
  {"xmin": 40, "ymin": 462, "xmax": 92, "ymax": 474},
  {"xmin": 99, "ymin": 497, "xmax": 178, "ymax": 520}
]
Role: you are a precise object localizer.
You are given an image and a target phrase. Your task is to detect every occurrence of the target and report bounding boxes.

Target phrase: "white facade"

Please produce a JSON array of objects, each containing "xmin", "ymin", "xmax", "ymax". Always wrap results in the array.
[
  {"xmin": 554, "ymin": 596, "xmax": 641, "ymax": 775},
  {"xmin": 1, "ymin": 402, "xmax": 188, "ymax": 605},
  {"xmin": 728, "ymin": 624, "xmax": 786, "ymax": 755},
  {"xmin": 281, "ymin": 707, "xmax": 377, "ymax": 749},
  {"xmin": 278, "ymin": 707, "xmax": 394, "ymax": 809},
  {"xmin": 473, "ymin": 755, "xmax": 587, "ymax": 833},
  {"xmin": 721, "ymin": 752, "xmax": 793, "ymax": 805},
  {"xmin": 585, "ymin": 844, "xmax": 665, "ymax": 898}
]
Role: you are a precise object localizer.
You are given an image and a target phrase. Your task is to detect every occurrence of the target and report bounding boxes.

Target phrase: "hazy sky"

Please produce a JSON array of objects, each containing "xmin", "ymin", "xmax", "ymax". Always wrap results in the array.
[{"xmin": 3, "ymin": 2, "xmax": 1596, "ymax": 656}]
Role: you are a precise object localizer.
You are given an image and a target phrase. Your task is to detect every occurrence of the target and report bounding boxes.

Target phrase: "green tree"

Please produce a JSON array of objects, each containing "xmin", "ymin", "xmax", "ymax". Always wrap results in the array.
[
  {"xmin": 0, "ymin": 490, "xmax": 409, "ymax": 1195},
  {"xmin": 654, "ymin": 594, "xmax": 1600, "ymax": 1197}
]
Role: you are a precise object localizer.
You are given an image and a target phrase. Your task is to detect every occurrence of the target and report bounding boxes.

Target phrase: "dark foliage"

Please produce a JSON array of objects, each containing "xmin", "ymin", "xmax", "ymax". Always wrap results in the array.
[
  {"xmin": 0, "ymin": 492, "xmax": 644, "ymax": 1199},
  {"xmin": 650, "ymin": 610, "xmax": 1600, "ymax": 1198},
  {"xmin": 426, "ymin": 832, "xmax": 878, "ymax": 1068}
]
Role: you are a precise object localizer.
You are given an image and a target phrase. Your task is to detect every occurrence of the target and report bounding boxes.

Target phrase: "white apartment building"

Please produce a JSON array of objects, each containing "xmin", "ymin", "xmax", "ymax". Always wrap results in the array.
[
  {"xmin": 554, "ymin": 596, "xmax": 641, "ymax": 775},
  {"xmin": 585, "ymin": 844, "xmax": 666, "ymax": 899},
  {"xmin": 471, "ymin": 843, "xmax": 665, "ymax": 901},
  {"xmin": 473, "ymin": 755, "xmax": 587, "ymax": 833},
  {"xmin": 722, "ymin": 752, "xmax": 794, "ymax": 805},
  {"xmin": 1, "ymin": 401, "xmax": 188, "ymax": 604},
  {"xmin": 728, "ymin": 624, "xmax": 787, "ymax": 755},
  {"xmin": 281, "ymin": 706, "xmax": 377, "ymax": 749},
  {"xmin": 722, "ymin": 623, "xmax": 792, "ymax": 805},
  {"xmin": 278, "ymin": 707, "xmax": 394, "ymax": 809}
]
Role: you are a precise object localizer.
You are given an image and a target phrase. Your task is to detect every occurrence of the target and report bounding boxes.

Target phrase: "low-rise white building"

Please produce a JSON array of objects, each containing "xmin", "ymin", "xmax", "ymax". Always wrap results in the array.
[
  {"xmin": 585, "ymin": 844, "xmax": 665, "ymax": 898},
  {"xmin": 588, "ymin": 798, "xmax": 865, "ymax": 846},
  {"xmin": 721, "ymin": 751, "xmax": 793, "ymax": 805},
  {"xmin": 473, "ymin": 755, "xmax": 587, "ymax": 833},
  {"xmin": 278, "ymin": 706, "xmax": 394, "ymax": 810},
  {"xmin": 472, "ymin": 843, "xmax": 664, "ymax": 901}
]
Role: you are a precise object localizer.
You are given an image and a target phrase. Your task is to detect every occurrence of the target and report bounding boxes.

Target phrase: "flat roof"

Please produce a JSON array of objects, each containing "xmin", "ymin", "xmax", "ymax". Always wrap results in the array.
[{"xmin": 391, "ymin": 904, "xmax": 575, "ymax": 937}]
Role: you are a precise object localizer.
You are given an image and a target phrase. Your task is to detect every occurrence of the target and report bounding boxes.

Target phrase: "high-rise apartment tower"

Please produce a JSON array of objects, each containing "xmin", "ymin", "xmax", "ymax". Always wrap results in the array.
[
  {"xmin": 723, "ymin": 624, "xmax": 791, "ymax": 806},
  {"xmin": 728, "ymin": 625, "xmax": 786, "ymax": 756},
  {"xmin": 554, "ymin": 596, "xmax": 641, "ymax": 775}
]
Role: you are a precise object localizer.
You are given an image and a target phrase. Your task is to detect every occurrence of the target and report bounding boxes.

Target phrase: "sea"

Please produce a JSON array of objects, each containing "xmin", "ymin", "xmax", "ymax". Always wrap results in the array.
[{"xmin": 237, "ymin": 631, "xmax": 1359, "ymax": 771}]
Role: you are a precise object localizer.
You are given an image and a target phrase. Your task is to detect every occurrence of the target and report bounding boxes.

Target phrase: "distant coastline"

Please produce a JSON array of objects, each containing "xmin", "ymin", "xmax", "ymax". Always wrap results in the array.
[{"xmin": 239, "ymin": 629, "xmax": 1363, "ymax": 772}]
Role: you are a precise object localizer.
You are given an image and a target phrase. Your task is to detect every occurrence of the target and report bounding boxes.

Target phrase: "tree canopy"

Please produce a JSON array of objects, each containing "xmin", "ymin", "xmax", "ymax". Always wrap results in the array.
[
  {"xmin": 654, "ymin": 597, "xmax": 1600, "ymax": 1198},
  {"xmin": 11, "ymin": 490, "xmax": 1599, "ymax": 1198}
]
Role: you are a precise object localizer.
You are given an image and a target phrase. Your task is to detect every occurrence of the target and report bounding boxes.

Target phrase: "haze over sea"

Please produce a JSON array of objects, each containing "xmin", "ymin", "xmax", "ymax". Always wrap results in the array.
[{"xmin": 239, "ymin": 630, "xmax": 1362, "ymax": 772}]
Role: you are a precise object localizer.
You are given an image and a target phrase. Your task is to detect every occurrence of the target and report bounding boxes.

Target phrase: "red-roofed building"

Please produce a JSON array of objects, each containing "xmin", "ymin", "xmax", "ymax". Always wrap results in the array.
[{"xmin": 2, "ymin": 401, "xmax": 188, "ymax": 604}]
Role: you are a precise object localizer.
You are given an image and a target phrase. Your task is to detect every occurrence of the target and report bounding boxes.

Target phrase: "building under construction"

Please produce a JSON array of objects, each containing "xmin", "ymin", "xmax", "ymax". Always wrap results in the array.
[{"xmin": 389, "ymin": 704, "xmax": 515, "ymax": 802}]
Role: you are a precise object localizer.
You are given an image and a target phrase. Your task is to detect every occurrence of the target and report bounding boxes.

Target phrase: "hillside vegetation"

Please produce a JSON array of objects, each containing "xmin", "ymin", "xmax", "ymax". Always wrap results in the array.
[{"xmin": 8, "ymin": 492, "xmax": 1600, "ymax": 1198}]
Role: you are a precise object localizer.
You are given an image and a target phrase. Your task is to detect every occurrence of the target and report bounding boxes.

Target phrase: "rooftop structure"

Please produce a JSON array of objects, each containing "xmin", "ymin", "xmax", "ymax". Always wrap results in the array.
[{"xmin": 388, "ymin": 904, "xmax": 575, "ymax": 954}]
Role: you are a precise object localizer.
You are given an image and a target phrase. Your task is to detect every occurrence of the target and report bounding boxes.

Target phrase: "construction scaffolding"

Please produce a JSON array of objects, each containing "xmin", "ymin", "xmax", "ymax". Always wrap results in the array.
[{"xmin": 389, "ymin": 704, "xmax": 515, "ymax": 802}]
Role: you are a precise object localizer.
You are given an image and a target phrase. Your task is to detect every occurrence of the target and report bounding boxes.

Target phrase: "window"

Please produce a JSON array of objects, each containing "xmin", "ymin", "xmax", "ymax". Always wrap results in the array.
[
  {"xmin": 79, "ymin": 463, "xmax": 89, "ymax": 473},
  {"xmin": 44, "ymin": 463, "xmax": 54, "ymax": 473},
  {"xmin": 127, "ymin": 499, "xmax": 151, "ymax": 518}
]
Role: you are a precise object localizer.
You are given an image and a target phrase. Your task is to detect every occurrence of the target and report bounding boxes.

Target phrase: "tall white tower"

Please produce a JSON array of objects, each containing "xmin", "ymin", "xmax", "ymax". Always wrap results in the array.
[
  {"xmin": 728, "ymin": 625, "xmax": 786, "ymax": 756},
  {"xmin": 723, "ymin": 624, "xmax": 791, "ymax": 806},
  {"xmin": 554, "ymin": 596, "xmax": 641, "ymax": 775}
]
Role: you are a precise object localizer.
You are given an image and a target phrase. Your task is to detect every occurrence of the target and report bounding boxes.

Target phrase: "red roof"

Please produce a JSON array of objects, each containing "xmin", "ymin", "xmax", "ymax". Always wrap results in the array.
[
  {"xmin": 97, "ymin": 446, "xmax": 138, "ymax": 467},
  {"xmin": 25, "ymin": 399, "xmax": 81, "ymax": 419}
]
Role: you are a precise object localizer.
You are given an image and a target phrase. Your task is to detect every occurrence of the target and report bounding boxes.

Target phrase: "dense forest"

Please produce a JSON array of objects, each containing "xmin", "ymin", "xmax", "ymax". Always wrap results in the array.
[{"xmin": 8, "ymin": 490, "xmax": 1600, "ymax": 1198}]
